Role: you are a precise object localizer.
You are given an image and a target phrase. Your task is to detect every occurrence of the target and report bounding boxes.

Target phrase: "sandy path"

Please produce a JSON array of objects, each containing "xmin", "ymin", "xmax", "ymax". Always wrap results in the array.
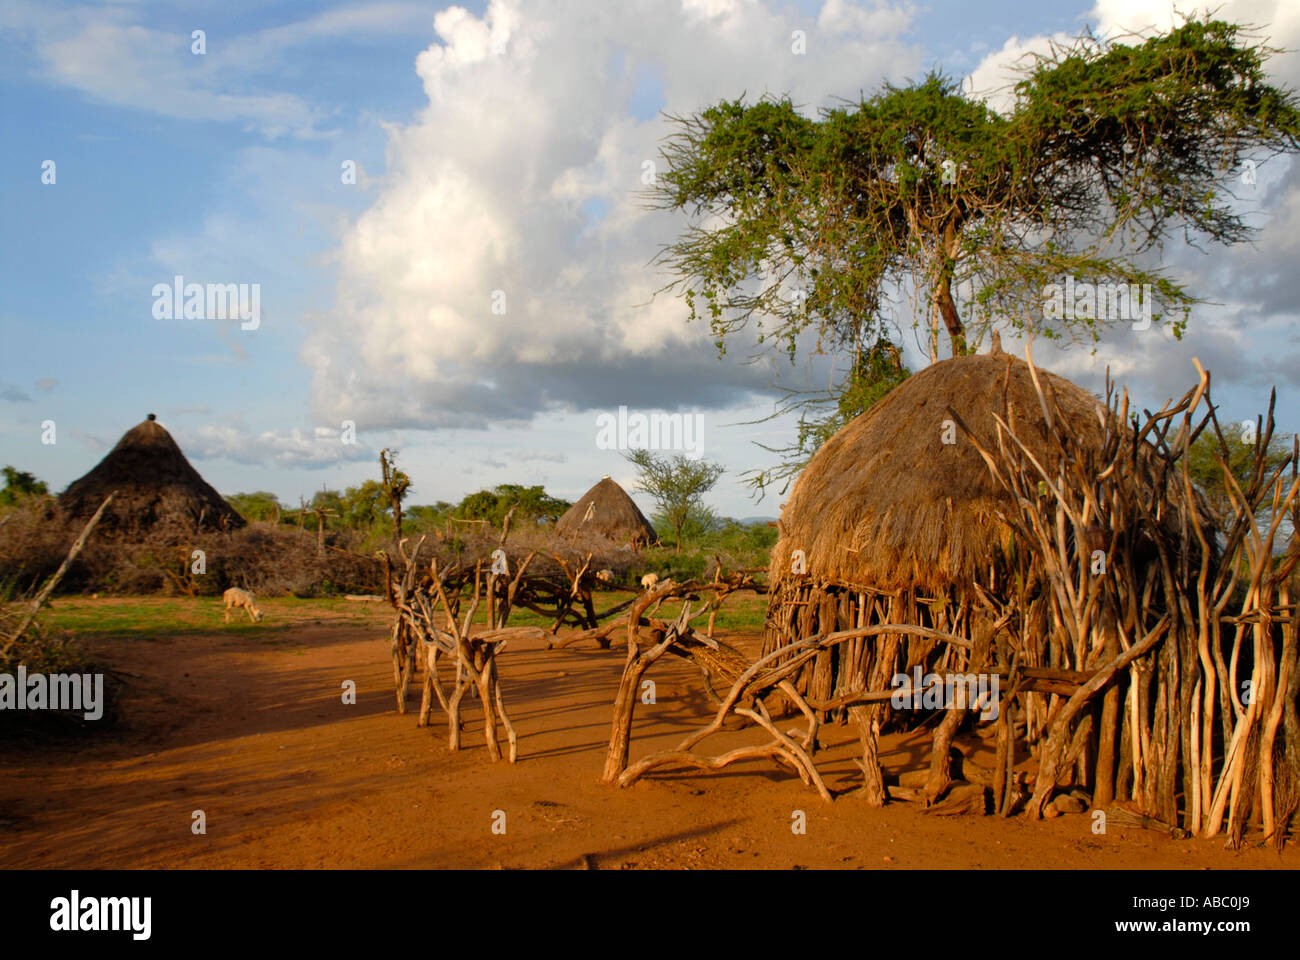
[{"xmin": 1, "ymin": 616, "xmax": 1295, "ymax": 870}]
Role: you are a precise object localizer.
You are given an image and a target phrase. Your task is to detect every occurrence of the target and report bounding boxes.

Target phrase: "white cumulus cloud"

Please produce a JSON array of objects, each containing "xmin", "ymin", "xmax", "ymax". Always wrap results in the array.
[{"xmin": 302, "ymin": 0, "xmax": 924, "ymax": 430}]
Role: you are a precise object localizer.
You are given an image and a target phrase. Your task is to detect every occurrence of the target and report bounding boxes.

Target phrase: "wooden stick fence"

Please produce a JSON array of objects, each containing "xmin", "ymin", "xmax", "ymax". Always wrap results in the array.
[
  {"xmin": 602, "ymin": 357, "xmax": 1300, "ymax": 848},
  {"xmin": 379, "ymin": 531, "xmax": 653, "ymax": 759}
]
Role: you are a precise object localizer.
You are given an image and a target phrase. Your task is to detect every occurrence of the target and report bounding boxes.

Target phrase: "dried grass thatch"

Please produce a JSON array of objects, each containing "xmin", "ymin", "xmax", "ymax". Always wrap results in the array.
[
  {"xmin": 555, "ymin": 476, "xmax": 657, "ymax": 548},
  {"xmin": 769, "ymin": 353, "xmax": 1111, "ymax": 595},
  {"xmin": 58, "ymin": 415, "xmax": 244, "ymax": 538}
]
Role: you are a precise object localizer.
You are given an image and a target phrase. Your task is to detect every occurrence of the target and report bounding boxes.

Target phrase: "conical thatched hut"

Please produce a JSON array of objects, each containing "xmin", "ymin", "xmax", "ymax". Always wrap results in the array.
[
  {"xmin": 555, "ymin": 476, "xmax": 658, "ymax": 547},
  {"xmin": 58, "ymin": 414, "xmax": 245, "ymax": 537}
]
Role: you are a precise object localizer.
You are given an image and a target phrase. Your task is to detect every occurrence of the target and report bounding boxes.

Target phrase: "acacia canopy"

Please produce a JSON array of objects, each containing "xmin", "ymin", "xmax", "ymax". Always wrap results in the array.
[{"xmin": 654, "ymin": 17, "xmax": 1300, "ymax": 361}]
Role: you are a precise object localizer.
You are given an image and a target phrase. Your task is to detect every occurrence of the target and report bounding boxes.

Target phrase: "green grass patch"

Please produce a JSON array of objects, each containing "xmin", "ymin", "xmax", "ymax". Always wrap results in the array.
[
  {"xmin": 17, "ymin": 588, "xmax": 768, "ymax": 642},
  {"xmin": 20, "ymin": 596, "xmax": 388, "ymax": 640}
]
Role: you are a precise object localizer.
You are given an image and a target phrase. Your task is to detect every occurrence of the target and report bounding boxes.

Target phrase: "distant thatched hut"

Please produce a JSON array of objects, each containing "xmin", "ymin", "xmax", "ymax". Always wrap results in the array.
[
  {"xmin": 58, "ymin": 414, "xmax": 245, "ymax": 537},
  {"xmin": 555, "ymin": 476, "xmax": 658, "ymax": 548}
]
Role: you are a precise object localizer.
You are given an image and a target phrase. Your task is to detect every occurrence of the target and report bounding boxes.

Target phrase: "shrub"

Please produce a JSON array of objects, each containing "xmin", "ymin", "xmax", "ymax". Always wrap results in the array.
[{"xmin": 0, "ymin": 594, "xmax": 120, "ymax": 737}]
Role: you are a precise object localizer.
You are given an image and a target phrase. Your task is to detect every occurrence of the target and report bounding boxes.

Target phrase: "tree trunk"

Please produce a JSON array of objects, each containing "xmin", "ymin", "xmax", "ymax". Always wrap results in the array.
[
  {"xmin": 934, "ymin": 274, "xmax": 966, "ymax": 357},
  {"xmin": 933, "ymin": 223, "xmax": 966, "ymax": 357}
]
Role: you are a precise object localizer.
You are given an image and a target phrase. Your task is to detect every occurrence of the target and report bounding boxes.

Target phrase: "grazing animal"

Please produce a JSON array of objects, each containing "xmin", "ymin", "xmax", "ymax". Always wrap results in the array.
[
  {"xmin": 223, "ymin": 587, "xmax": 263, "ymax": 623},
  {"xmin": 640, "ymin": 573, "xmax": 659, "ymax": 590},
  {"xmin": 595, "ymin": 569, "xmax": 614, "ymax": 583}
]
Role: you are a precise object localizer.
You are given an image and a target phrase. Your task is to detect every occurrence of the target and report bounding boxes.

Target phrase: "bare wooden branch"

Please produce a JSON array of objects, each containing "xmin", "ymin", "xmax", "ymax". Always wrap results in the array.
[{"xmin": 3, "ymin": 492, "xmax": 116, "ymax": 658}]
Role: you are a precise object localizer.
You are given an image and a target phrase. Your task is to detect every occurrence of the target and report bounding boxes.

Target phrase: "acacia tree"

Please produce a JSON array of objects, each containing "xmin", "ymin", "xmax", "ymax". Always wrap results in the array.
[
  {"xmin": 653, "ymin": 16, "xmax": 1300, "ymax": 490},
  {"xmin": 1188, "ymin": 422, "xmax": 1295, "ymax": 532},
  {"xmin": 624, "ymin": 449, "xmax": 724, "ymax": 553}
]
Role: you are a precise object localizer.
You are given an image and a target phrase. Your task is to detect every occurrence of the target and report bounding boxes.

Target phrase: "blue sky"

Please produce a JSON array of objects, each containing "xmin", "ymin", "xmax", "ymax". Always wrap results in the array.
[{"xmin": 2, "ymin": 0, "xmax": 1299, "ymax": 519}]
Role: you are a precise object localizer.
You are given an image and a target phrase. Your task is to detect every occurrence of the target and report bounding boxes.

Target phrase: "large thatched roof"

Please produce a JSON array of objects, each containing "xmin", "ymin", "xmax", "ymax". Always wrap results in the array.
[
  {"xmin": 58, "ymin": 415, "xmax": 245, "ymax": 536},
  {"xmin": 770, "ymin": 354, "xmax": 1113, "ymax": 593},
  {"xmin": 555, "ymin": 476, "xmax": 658, "ymax": 547}
]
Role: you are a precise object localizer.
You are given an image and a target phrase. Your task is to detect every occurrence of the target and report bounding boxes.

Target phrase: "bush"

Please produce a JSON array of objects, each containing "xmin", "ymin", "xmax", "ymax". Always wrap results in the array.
[
  {"xmin": 0, "ymin": 505, "xmax": 777, "ymax": 599},
  {"xmin": 0, "ymin": 514, "xmax": 387, "ymax": 598},
  {"xmin": 0, "ymin": 592, "xmax": 121, "ymax": 737}
]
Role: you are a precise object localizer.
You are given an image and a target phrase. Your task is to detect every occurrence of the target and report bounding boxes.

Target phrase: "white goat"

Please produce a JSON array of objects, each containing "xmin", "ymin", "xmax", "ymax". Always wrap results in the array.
[
  {"xmin": 595, "ymin": 569, "xmax": 614, "ymax": 584},
  {"xmin": 223, "ymin": 587, "xmax": 263, "ymax": 623},
  {"xmin": 640, "ymin": 573, "xmax": 659, "ymax": 590}
]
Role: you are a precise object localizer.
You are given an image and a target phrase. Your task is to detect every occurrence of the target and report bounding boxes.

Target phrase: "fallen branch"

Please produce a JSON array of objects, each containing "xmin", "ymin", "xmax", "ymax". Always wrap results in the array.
[{"xmin": 2, "ymin": 492, "xmax": 115, "ymax": 659}]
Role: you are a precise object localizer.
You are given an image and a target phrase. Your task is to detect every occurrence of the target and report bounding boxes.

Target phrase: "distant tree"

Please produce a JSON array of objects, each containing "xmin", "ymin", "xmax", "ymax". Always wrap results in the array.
[
  {"xmin": 406, "ymin": 503, "xmax": 453, "ymax": 528},
  {"xmin": 458, "ymin": 490, "xmax": 500, "ymax": 522},
  {"xmin": 624, "ymin": 449, "xmax": 724, "ymax": 553},
  {"xmin": 497, "ymin": 484, "xmax": 571, "ymax": 521},
  {"xmin": 654, "ymin": 503, "xmax": 720, "ymax": 547},
  {"xmin": 341, "ymin": 479, "xmax": 390, "ymax": 529},
  {"xmin": 226, "ymin": 491, "xmax": 283, "ymax": 523},
  {"xmin": 0, "ymin": 466, "xmax": 48, "ymax": 507},
  {"xmin": 456, "ymin": 484, "xmax": 571, "ymax": 526},
  {"xmin": 1188, "ymin": 425, "xmax": 1294, "ymax": 532}
]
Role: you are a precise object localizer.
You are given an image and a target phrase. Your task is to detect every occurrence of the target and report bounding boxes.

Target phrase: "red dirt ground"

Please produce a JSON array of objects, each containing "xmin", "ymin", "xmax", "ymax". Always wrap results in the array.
[{"xmin": 2, "ymin": 603, "xmax": 1295, "ymax": 870}]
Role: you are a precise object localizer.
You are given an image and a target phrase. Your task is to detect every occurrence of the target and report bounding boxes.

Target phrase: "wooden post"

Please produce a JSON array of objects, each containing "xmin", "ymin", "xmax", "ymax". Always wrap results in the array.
[
  {"xmin": 601, "ymin": 634, "xmax": 654, "ymax": 783},
  {"xmin": 850, "ymin": 704, "xmax": 887, "ymax": 806}
]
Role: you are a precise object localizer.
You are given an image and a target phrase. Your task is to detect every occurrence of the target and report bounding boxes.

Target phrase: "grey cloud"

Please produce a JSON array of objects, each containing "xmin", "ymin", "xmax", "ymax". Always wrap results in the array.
[{"xmin": 516, "ymin": 450, "xmax": 568, "ymax": 463}]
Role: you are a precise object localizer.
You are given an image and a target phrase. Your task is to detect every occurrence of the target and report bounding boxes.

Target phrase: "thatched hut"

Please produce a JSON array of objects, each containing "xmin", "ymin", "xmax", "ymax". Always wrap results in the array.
[
  {"xmin": 58, "ymin": 414, "xmax": 245, "ymax": 537},
  {"xmin": 767, "ymin": 354, "xmax": 1110, "ymax": 598},
  {"xmin": 762, "ymin": 352, "xmax": 1219, "ymax": 817},
  {"xmin": 555, "ymin": 476, "xmax": 658, "ymax": 547}
]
